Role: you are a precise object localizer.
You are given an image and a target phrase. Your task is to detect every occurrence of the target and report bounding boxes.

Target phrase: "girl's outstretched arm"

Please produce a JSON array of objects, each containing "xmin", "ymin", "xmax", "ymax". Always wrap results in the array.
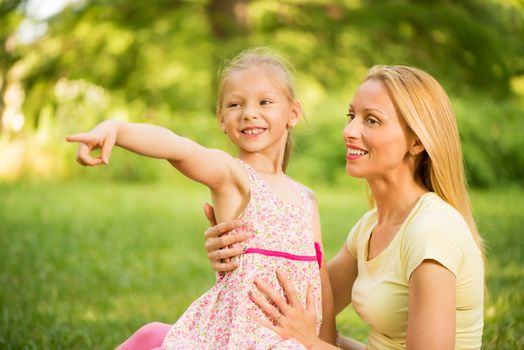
[{"xmin": 67, "ymin": 120, "xmax": 238, "ymax": 190}]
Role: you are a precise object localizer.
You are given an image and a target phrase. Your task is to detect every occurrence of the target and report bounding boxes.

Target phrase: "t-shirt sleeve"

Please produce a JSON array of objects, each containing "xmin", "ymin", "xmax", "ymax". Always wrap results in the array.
[
  {"xmin": 346, "ymin": 214, "xmax": 369, "ymax": 258},
  {"xmin": 403, "ymin": 210, "xmax": 466, "ymax": 280}
]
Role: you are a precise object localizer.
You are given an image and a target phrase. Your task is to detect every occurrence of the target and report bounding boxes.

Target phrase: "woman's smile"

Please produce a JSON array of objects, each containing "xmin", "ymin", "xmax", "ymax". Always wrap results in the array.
[{"xmin": 346, "ymin": 145, "xmax": 369, "ymax": 160}]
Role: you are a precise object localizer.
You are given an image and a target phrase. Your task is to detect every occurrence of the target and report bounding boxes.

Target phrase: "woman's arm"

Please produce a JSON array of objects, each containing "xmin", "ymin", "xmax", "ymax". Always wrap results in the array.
[
  {"xmin": 328, "ymin": 244, "xmax": 358, "ymax": 314},
  {"xmin": 308, "ymin": 195, "xmax": 336, "ymax": 344},
  {"xmin": 337, "ymin": 335, "xmax": 365, "ymax": 350},
  {"xmin": 67, "ymin": 120, "xmax": 237, "ymax": 190},
  {"xmin": 407, "ymin": 260, "xmax": 456, "ymax": 350}
]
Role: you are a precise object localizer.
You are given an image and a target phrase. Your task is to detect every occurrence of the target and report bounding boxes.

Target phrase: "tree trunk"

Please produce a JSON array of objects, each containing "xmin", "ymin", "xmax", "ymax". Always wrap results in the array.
[{"xmin": 207, "ymin": 0, "xmax": 249, "ymax": 40}]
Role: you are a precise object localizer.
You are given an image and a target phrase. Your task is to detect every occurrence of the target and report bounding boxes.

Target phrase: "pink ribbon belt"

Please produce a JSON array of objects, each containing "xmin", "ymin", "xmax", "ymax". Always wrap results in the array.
[{"xmin": 244, "ymin": 242, "xmax": 323, "ymax": 268}]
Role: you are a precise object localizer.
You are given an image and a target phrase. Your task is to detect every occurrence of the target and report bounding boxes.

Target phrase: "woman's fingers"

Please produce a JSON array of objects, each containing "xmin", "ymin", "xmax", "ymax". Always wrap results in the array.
[
  {"xmin": 204, "ymin": 221, "xmax": 245, "ymax": 254},
  {"xmin": 209, "ymin": 245, "xmax": 246, "ymax": 262},
  {"xmin": 249, "ymin": 312, "xmax": 279, "ymax": 333},
  {"xmin": 203, "ymin": 202, "xmax": 217, "ymax": 226},
  {"xmin": 249, "ymin": 289, "xmax": 282, "ymax": 323},
  {"xmin": 254, "ymin": 278, "xmax": 290, "ymax": 316},
  {"xmin": 276, "ymin": 269, "xmax": 301, "ymax": 309},
  {"xmin": 305, "ymin": 284, "xmax": 315, "ymax": 314},
  {"xmin": 212, "ymin": 259, "xmax": 239, "ymax": 272},
  {"xmin": 251, "ymin": 274, "xmax": 320, "ymax": 348},
  {"xmin": 203, "ymin": 220, "xmax": 243, "ymax": 240}
]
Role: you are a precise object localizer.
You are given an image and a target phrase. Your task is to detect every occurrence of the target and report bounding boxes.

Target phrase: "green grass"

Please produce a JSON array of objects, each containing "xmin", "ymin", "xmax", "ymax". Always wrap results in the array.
[{"xmin": 0, "ymin": 181, "xmax": 522, "ymax": 349}]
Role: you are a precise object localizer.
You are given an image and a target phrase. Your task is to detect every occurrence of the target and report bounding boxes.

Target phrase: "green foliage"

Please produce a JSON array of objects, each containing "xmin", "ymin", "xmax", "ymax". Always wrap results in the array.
[
  {"xmin": 0, "ymin": 182, "xmax": 522, "ymax": 349},
  {"xmin": 456, "ymin": 96, "xmax": 524, "ymax": 187},
  {"xmin": 1, "ymin": 0, "xmax": 524, "ymax": 186}
]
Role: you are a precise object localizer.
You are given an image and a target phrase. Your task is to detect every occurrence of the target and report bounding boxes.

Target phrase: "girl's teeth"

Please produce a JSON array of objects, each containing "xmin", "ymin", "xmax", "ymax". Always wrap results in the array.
[{"xmin": 244, "ymin": 128, "xmax": 264, "ymax": 135}]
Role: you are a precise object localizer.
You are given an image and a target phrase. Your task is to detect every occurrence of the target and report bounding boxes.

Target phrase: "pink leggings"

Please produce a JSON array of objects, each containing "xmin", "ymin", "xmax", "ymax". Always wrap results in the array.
[{"xmin": 115, "ymin": 322, "xmax": 171, "ymax": 350}]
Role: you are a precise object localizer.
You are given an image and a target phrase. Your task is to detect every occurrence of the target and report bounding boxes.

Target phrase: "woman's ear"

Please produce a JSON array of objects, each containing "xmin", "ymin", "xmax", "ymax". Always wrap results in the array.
[
  {"xmin": 409, "ymin": 136, "xmax": 425, "ymax": 156},
  {"xmin": 287, "ymin": 100, "xmax": 302, "ymax": 129}
]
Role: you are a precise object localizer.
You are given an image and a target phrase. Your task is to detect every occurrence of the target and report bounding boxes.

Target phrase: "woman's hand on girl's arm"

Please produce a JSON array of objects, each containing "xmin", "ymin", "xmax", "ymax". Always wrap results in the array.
[
  {"xmin": 250, "ymin": 270, "xmax": 340, "ymax": 350},
  {"xmin": 203, "ymin": 203, "xmax": 250, "ymax": 272}
]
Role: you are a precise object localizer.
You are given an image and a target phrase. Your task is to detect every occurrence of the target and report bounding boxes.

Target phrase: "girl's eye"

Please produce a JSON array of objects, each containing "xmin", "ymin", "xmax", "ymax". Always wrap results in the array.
[
  {"xmin": 228, "ymin": 102, "xmax": 240, "ymax": 108},
  {"xmin": 260, "ymin": 100, "xmax": 272, "ymax": 105}
]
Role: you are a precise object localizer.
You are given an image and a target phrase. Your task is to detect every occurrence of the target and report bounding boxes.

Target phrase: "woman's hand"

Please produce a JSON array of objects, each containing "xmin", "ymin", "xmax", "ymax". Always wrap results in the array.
[
  {"xmin": 203, "ymin": 203, "xmax": 250, "ymax": 272},
  {"xmin": 250, "ymin": 269, "xmax": 324, "ymax": 349},
  {"xmin": 66, "ymin": 120, "xmax": 119, "ymax": 166}
]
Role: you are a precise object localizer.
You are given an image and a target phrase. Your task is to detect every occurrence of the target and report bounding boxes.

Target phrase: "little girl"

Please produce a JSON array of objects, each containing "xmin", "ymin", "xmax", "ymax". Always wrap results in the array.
[{"xmin": 67, "ymin": 48, "xmax": 335, "ymax": 349}]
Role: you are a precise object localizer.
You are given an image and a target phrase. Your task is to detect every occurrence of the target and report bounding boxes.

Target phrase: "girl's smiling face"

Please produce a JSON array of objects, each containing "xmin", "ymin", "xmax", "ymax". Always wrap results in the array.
[
  {"xmin": 343, "ymin": 79, "xmax": 415, "ymax": 180},
  {"xmin": 219, "ymin": 66, "xmax": 300, "ymax": 156}
]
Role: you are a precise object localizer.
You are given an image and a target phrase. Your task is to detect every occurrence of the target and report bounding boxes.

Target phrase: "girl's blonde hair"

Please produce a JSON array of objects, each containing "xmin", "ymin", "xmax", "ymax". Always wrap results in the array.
[
  {"xmin": 365, "ymin": 65, "xmax": 484, "ymax": 253},
  {"xmin": 216, "ymin": 48, "xmax": 297, "ymax": 171}
]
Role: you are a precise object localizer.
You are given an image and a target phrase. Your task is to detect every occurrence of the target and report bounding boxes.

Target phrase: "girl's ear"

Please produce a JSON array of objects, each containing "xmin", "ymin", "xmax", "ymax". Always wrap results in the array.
[
  {"xmin": 219, "ymin": 114, "xmax": 227, "ymax": 134},
  {"xmin": 287, "ymin": 100, "xmax": 302, "ymax": 129}
]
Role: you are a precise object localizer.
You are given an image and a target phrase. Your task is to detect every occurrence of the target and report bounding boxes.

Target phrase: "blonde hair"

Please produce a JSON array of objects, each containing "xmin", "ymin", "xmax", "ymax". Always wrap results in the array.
[
  {"xmin": 364, "ymin": 65, "xmax": 484, "ymax": 253},
  {"xmin": 216, "ymin": 48, "xmax": 296, "ymax": 171}
]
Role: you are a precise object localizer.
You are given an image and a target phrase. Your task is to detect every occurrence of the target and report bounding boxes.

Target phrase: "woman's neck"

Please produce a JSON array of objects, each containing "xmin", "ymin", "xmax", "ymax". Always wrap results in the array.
[{"xmin": 368, "ymin": 175, "xmax": 428, "ymax": 225}]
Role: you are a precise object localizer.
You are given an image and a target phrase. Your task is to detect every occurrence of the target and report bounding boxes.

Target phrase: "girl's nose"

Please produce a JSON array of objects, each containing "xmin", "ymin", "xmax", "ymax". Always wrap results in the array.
[{"xmin": 242, "ymin": 105, "xmax": 258, "ymax": 120}]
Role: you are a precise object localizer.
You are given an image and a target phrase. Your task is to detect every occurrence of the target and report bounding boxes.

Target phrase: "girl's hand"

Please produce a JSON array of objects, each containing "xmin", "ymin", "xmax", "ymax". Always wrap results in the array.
[
  {"xmin": 250, "ymin": 269, "xmax": 322, "ymax": 349},
  {"xmin": 66, "ymin": 120, "xmax": 118, "ymax": 166},
  {"xmin": 203, "ymin": 203, "xmax": 250, "ymax": 272}
]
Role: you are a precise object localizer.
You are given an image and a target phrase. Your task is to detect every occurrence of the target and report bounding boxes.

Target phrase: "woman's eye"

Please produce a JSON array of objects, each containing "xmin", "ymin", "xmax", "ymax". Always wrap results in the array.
[
  {"xmin": 366, "ymin": 116, "xmax": 379, "ymax": 125},
  {"xmin": 346, "ymin": 112, "xmax": 356, "ymax": 121},
  {"xmin": 260, "ymin": 100, "xmax": 272, "ymax": 105}
]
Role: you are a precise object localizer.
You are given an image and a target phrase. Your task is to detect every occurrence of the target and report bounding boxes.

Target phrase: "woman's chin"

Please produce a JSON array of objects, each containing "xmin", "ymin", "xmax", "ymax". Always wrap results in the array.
[{"xmin": 345, "ymin": 165, "xmax": 366, "ymax": 178}]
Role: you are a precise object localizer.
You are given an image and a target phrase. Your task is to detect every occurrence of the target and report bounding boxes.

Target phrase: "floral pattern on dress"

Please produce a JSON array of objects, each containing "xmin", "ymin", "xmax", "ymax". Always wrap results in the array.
[{"xmin": 161, "ymin": 160, "xmax": 322, "ymax": 350}]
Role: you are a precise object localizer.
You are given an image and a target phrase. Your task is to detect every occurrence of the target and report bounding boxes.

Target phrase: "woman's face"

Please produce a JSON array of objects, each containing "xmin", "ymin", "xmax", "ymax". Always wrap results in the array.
[{"xmin": 342, "ymin": 79, "xmax": 415, "ymax": 180}]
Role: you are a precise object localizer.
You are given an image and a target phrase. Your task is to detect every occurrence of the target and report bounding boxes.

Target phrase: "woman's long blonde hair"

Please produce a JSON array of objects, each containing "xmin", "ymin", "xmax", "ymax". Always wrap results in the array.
[
  {"xmin": 365, "ymin": 65, "xmax": 483, "ymax": 253},
  {"xmin": 216, "ymin": 48, "xmax": 297, "ymax": 171}
]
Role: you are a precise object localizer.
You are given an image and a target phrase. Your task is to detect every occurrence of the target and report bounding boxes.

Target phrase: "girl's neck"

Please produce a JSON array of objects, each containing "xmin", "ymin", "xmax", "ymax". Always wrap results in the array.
[
  {"xmin": 238, "ymin": 152, "xmax": 285, "ymax": 174},
  {"xmin": 368, "ymin": 175, "xmax": 428, "ymax": 226}
]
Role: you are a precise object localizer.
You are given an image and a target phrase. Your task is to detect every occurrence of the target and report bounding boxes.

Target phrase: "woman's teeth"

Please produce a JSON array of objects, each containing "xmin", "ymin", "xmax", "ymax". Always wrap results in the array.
[{"xmin": 347, "ymin": 148, "xmax": 368, "ymax": 156}]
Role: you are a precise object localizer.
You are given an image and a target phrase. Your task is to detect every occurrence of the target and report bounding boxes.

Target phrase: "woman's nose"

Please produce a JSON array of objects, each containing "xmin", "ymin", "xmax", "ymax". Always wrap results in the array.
[{"xmin": 342, "ymin": 119, "xmax": 360, "ymax": 140}]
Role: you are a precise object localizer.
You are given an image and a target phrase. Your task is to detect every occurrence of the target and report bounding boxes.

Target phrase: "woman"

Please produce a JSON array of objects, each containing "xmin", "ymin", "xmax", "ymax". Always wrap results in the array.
[{"xmin": 203, "ymin": 65, "xmax": 484, "ymax": 349}]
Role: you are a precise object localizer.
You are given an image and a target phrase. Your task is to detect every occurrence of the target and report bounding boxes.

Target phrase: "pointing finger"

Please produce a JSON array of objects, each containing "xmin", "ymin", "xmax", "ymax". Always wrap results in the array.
[{"xmin": 66, "ymin": 133, "xmax": 98, "ymax": 144}]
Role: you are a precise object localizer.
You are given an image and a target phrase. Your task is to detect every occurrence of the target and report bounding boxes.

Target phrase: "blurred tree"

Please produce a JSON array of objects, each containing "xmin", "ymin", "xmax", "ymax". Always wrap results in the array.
[
  {"xmin": 1, "ymin": 0, "xmax": 523, "ymax": 185},
  {"xmin": 0, "ymin": 0, "xmax": 23, "ymax": 138}
]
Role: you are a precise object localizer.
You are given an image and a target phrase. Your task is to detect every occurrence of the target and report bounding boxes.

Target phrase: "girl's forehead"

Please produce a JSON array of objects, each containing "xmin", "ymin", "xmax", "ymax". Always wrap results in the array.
[{"xmin": 222, "ymin": 67, "xmax": 290, "ymax": 96}]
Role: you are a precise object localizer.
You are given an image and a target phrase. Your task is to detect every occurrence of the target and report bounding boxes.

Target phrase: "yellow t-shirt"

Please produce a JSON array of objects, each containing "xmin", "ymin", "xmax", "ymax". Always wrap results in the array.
[{"xmin": 346, "ymin": 192, "xmax": 484, "ymax": 350}]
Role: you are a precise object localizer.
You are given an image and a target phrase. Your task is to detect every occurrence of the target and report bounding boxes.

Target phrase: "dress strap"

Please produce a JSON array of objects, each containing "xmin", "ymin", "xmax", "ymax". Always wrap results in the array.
[{"xmin": 235, "ymin": 159, "xmax": 266, "ymax": 199}]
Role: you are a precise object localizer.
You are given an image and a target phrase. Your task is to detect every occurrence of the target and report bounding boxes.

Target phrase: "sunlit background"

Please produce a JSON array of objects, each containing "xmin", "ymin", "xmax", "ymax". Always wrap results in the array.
[{"xmin": 1, "ymin": 0, "xmax": 523, "ymax": 349}]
